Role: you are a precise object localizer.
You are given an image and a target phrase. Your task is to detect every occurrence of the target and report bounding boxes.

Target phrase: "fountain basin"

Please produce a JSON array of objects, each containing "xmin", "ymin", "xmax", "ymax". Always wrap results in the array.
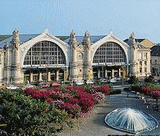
[{"xmin": 105, "ymin": 108, "xmax": 159, "ymax": 134}]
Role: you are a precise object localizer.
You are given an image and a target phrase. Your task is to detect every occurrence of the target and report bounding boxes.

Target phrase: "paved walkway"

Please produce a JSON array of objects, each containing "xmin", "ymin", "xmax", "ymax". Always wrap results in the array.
[{"xmin": 58, "ymin": 87, "xmax": 160, "ymax": 136}]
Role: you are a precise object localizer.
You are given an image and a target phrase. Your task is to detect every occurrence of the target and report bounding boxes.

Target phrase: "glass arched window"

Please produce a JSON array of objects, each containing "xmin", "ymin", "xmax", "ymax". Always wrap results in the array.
[
  {"xmin": 24, "ymin": 41, "xmax": 66, "ymax": 65},
  {"xmin": 93, "ymin": 42, "xmax": 126, "ymax": 64}
]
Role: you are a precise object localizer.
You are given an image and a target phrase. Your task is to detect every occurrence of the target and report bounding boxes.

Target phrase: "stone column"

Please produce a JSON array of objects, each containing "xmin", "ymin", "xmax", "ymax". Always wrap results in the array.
[
  {"xmin": 39, "ymin": 72, "xmax": 42, "ymax": 81},
  {"xmin": 112, "ymin": 69, "xmax": 114, "ymax": 78},
  {"xmin": 56, "ymin": 70, "xmax": 59, "ymax": 82},
  {"xmin": 48, "ymin": 71, "xmax": 51, "ymax": 82},
  {"xmin": 105, "ymin": 69, "xmax": 108, "ymax": 78},
  {"xmin": 30, "ymin": 72, "xmax": 33, "ymax": 83},
  {"xmin": 119, "ymin": 68, "xmax": 121, "ymax": 78},
  {"xmin": 98, "ymin": 69, "xmax": 100, "ymax": 79}
]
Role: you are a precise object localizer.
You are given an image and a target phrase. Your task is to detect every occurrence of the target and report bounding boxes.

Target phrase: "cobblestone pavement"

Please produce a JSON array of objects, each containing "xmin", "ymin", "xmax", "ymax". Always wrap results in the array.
[{"xmin": 58, "ymin": 88, "xmax": 160, "ymax": 136}]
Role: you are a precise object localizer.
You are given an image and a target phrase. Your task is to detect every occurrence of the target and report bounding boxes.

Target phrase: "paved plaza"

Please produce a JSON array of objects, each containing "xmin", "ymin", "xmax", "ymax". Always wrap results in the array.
[{"xmin": 59, "ymin": 86, "xmax": 160, "ymax": 136}]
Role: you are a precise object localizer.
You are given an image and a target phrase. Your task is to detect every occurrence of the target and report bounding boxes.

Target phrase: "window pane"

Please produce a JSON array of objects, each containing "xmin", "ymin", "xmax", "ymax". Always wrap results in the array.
[{"xmin": 24, "ymin": 41, "xmax": 66, "ymax": 66}]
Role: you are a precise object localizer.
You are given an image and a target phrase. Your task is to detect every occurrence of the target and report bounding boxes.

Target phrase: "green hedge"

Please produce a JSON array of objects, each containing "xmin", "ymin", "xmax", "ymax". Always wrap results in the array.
[
  {"xmin": 0, "ymin": 89, "xmax": 68, "ymax": 136},
  {"xmin": 131, "ymin": 82, "xmax": 160, "ymax": 93}
]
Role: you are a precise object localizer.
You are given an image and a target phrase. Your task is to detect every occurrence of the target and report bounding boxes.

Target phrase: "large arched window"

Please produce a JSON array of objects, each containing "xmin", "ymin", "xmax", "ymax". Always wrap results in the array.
[
  {"xmin": 24, "ymin": 41, "xmax": 66, "ymax": 65},
  {"xmin": 93, "ymin": 42, "xmax": 126, "ymax": 64}
]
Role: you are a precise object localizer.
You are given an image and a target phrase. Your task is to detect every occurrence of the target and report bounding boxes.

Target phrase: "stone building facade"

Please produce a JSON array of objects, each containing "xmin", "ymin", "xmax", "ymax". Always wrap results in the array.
[
  {"xmin": 151, "ymin": 44, "xmax": 160, "ymax": 76},
  {"xmin": 0, "ymin": 29, "xmax": 151, "ymax": 85},
  {"xmin": 125, "ymin": 33, "xmax": 151, "ymax": 78}
]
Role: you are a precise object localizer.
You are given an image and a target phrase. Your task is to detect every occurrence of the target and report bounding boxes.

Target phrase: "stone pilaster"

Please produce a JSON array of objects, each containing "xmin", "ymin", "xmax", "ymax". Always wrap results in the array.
[
  {"xmin": 119, "ymin": 68, "xmax": 121, "ymax": 78},
  {"xmin": 105, "ymin": 69, "xmax": 108, "ymax": 78},
  {"xmin": 56, "ymin": 70, "xmax": 59, "ymax": 82},
  {"xmin": 39, "ymin": 72, "xmax": 42, "ymax": 81},
  {"xmin": 11, "ymin": 29, "xmax": 22, "ymax": 84},
  {"xmin": 128, "ymin": 32, "xmax": 136, "ymax": 76},
  {"xmin": 30, "ymin": 72, "xmax": 33, "ymax": 82},
  {"xmin": 83, "ymin": 31, "xmax": 92, "ymax": 80},
  {"xmin": 98, "ymin": 69, "xmax": 100, "ymax": 79},
  {"xmin": 112, "ymin": 69, "xmax": 114, "ymax": 78},
  {"xmin": 48, "ymin": 71, "xmax": 51, "ymax": 82},
  {"xmin": 5, "ymin": 44, "xmax": 10, "ymax": 84},
  {"xmin": 69, "ymin": 30, "xmax": 78, "ymax": 81}
]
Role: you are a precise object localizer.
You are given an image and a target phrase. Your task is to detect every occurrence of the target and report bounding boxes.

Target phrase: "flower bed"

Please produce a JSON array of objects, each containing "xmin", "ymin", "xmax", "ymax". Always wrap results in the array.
[
  {"xmin": 131, "ymin": 83, "xmax": 160, "ymax": 100},
  {"xmin": 0, "ymin": 89, "xmax": 68, "ymax": 136},
  {"xmin": 25, "ymin": 85, "xmax": 110, "ymax": 118}
]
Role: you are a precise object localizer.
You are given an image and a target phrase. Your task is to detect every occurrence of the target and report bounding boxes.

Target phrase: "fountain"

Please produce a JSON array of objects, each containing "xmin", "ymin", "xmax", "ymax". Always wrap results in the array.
[{"xmin": 105, "ymin": 108, "xmax": 159, "ymax": 134}]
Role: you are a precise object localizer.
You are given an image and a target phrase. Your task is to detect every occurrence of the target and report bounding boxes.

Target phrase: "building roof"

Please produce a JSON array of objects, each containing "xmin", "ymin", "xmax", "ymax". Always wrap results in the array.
[
  {"xmin": 0, "ymin": 34, "xmax": 39, "ymax": 48},
  {"xmin": 0, "ymin": 35, "xmax": 12, "ymax": 41},
  {"xmin": 124, "ymin": 38, "xmax": 145, "ymax": 43},
  {"xmin": 64, "ymin": 35, "xmax": 106, "ymax": 44},
  {"xmin": 0, "ymin": 34, "xmax": 106, "ymax": 48},
  {"xmin": 151, "ymin": 44, "xmax": 160, "ymax": 56},
  {"xmin": 134, "ymin": 43, "xmax": 147, "ymax": 49},
  {"xmin": 0, "ymin": 34, "xmax": 70, "ymax": 48}
]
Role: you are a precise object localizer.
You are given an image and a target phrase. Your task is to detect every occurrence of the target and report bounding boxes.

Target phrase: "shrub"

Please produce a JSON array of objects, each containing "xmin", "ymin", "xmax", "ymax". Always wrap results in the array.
[
  {"xmin": 25, "ymin": 88, "xmax": 51, "ymax": 102},
  {"xmin": 128, "ymin": 75, "xmax": 139, "ymax": 84},
  {"xmin": 93, "ymin": 85, "xmax": 110, "ymax": 95},
  {"xmin": 144, "ymin": 83, "xmax": 160, "ymax": 90},
  {"xmin": 144, "ymin": 75, "xmax": 154, "ymax": 83},
  {"xmin": 60, "ymin": 103, "xmax": 81, "ymax": 118},
  {"xmin": 68, "ymin": 98, "xmax": 80, "ymax": 105},
  {"xmin": 48, "ymin": 99, "xmax": 65, "ymax": 108},
  {"xmin": 49, "ymin": 90, "xmax": 72, "ymax": 102},
  {"xmin": 108, "ymin": 84, "xmax": 114, "ymax": 93},
  {"xmin": 141, "ymin": 87, "xmax": 152, "ymax": 95},
  {"xmin": 0, "ymin": 89, "xmax": 68, "ymax": 136},
  {"xmin": 24, "ymin": 85, "xmax": 111, "ymax": 119},
  {"xmin": 76, "ymin": 91, "xmax": 96, "ymax": 112},
  {"xmin": 151, "ymin": 89, "xmax": 160, "ymax": 99},
  {"xmin": 75, "ymin": 86, "xmax": 87, "ymax": 92},
  {"xmin": 92, "ymin": 92, "xmax": 105, "ymax": 104},
  {"xmin": 130, "ymin": 82, "xmax": 143, "ymax": 92}
]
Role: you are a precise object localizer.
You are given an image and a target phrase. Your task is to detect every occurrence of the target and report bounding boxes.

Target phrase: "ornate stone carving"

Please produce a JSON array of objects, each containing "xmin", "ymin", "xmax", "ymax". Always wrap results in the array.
[
  {"xmin": 11, "ymin": 29, "xmax": 20, "ymax": 48},
  {"xmin": 69, "ymin": 30, "xmax": 77, "ymax": 48},
  {"xmin": 83, "ymin": 31, "xmax": 90, "ymax": 48},
  {"xmin": 129, "ymin": 32, "xmax": 135, "ymax": 46}
]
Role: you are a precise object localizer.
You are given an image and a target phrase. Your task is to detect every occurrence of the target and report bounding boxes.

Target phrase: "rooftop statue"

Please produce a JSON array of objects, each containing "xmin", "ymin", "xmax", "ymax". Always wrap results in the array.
[
  {"xmin": 83, "ymin": 31, "xmax": 90, "ymax": 47},
  {"xmin": 12, "ymin": 29, "xmax": 20, "ymax": 48},
  {"xmin": 129, "ymin": 32, "xmax": 136, "ymax": 46},
  {"xmin": 69, "ymin": 30, "xmax": 77, "ymax": 48}
]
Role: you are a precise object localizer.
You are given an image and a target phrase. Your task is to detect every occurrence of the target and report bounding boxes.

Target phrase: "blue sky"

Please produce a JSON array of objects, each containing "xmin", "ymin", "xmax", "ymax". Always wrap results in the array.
[{"xmin": 1, "ymin": 0, "xmax": 160, "ymax": 43}]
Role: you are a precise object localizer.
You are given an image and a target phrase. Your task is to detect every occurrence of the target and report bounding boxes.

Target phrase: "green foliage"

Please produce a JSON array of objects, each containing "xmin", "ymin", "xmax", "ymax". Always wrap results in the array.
[
  {"xmin": 143, "ymin": 82, "xmax": 160, "ymax": 90},
  {"xmin": 144, "ymin": 75, "xmax": 154, "ymax": 83},
  {"xmin": 0, "ymin": 89, "xmax": 68, "ymax": 136},
  {"xmin": 131, "ymin": 82, "xmax": 160, "ymax": 93},
  {"xmin": 130, "ymin": 82, "xmax": 143, "ymax": 92},
  {"xmin": 108, "ymin": 84, "xmax": 114, "ymax": 93},
  {"xmin": 128, "ymin": 75, "xmax": 139, "ymax": 84},
  {"xmin": 34, "ymin": 86, "xmax": 41, "ymax": 90},
  {"xmin": 96, "ymin": 80, "xmax": 102, "ymax": 86}
]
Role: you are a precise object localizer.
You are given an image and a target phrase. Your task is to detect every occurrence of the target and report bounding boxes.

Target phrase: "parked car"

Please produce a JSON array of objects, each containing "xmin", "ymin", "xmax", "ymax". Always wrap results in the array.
[
  {"xmin": 76, "ymin": 80, "xmax": 84, "ymax": 85},
  {"xmin": 6, "ymin": 85, "xmax": 19, "ymax": 90},
  {"xmin": 52, "ymin": 83, "xmax": 61, "ymax": 87},
  {"xmin": 86, "ymin": 80, "xmax": 94, "ymax": 84},
  {"xmin": 39, "ymin": 82, "xmax": 50, "ymax": 88},
  {"xmin": 109, "ymin": 78, "xmax": 117, "ymax": 83},
  {"xmin": 100, "ymin": 78, "xmax": 107, "ymax": 83},
  {"xmin": 24, "ymin": 84, "xmax": 34, "ymax": 89},
  {"xmin": 125, "ymin": 77, "xmax": 130, "ymax": 82},
  {"xmin": 116, "ymin": 78, "xmax": 121, "ymax": 81}
]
